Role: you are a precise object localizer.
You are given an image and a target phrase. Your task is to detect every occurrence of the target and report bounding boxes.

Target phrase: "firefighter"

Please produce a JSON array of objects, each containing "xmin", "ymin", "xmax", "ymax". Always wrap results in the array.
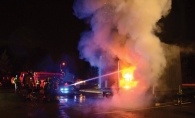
[
  {"xmin": 177, "ymin": 89, "xmax": 183, "ymax": 105},
  {"xmin": 43, "ymin": 78, "xmax": 50, "ymax": 100},
  {"xmin": 23, "ymin": 71, "xmax": 35, "ymax": 99},
  {"xmin": 43, "ymin": 77, "xmax": 57, "ymax": 102},
  {"xmin": 53, "ymin": 77, "xmax": 58, "ymax": 91},
  {"xmin": 36, "ymin": 78, "xmax": 41, "ymax": 89},
  {"xmin": 49, "ymin": 77, "xmax": 58, "ymax": 101},
  {"xmin": 43, "ymin": 78, "xmax": 56, "ymax": 102},
  {"xmin": 14, "ymin": 75, "xmax": 21, "ymax": 93}
]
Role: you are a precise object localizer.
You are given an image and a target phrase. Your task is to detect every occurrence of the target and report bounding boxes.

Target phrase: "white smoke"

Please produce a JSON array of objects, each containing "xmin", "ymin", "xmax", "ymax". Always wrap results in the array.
[{"xmin": 73, "ymin": 0, "xmax": 172, "ymax": 108}]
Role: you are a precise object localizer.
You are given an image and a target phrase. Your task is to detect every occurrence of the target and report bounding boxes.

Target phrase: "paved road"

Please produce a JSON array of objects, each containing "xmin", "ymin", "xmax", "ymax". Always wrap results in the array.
[{"xmin": 0, "ymin": 88, "xmax": 195, "ymax": 118}]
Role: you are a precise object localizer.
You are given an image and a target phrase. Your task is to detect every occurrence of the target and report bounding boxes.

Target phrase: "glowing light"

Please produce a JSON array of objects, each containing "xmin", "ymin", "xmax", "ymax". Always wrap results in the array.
[
  {"xmin": 124, "ymin": 73, "xmax": 133, "ymax": 81},
  {"xmin": 60, "ymin": 87, "xmax": 69, "ymax": 93},
  {"xmin": 11, "ymin": 78, "xmax": 15, "ymax": 84},
  {"xmin": 58, "ymin": 96, "xmax": 68, "ymax": 103},
  {"xmin": 62, "ymin": 62, "xmax": 65, "ymax": 66},
  {"xmin": 120, "ymin": 67, "xmax": 138, "ymax": 89},
  {"xmin": 79, "ymin": 95, "xmax": 85, "ymax": 103},
  {"xmin": 124, "ymin": 85, "xmax": 130, "ymax": 89}
]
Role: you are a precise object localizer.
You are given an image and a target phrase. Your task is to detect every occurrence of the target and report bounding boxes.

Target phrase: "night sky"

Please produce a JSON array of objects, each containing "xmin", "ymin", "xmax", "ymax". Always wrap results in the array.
[
  {"xmin": 0, "ymin": 1, "xmax": 86, "ymax": 58},
  {"xmin": 0, "ymin": 0, "xmax": 195, "ymax": 80}
]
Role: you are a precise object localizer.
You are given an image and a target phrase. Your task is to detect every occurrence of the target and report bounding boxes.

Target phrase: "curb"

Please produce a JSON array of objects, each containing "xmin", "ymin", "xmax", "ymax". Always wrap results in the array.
[
  {"xmin": 155, "ymin": 101, "xmax": 192, "ymax": 106},
  {"xmin": 155, "ymin": 102, "xmax": 173, "ymax": 106},
  {"xmin": 79, "ymin": 89, "xmax": 102, "ymax": 94}
]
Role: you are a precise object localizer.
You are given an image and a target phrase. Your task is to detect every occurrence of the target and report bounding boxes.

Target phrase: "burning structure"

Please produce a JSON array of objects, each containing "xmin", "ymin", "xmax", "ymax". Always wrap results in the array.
[
  {"xmin": 73, "ymin": 0, "xmax": 177, "ymax": 108},
  {"xmin": 93, "ymin": 43, "xmax": 182, "ymax": 108},
  {"xmin": 99, "ymin": 43, "xmax": 182, "ymax": 97}
]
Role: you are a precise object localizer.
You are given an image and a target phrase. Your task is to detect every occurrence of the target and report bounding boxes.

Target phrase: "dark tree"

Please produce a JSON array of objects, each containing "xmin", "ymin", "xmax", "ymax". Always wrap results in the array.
[{"xmin": 0, "ymin": 50, "xmax": 12, "ymax": 76}]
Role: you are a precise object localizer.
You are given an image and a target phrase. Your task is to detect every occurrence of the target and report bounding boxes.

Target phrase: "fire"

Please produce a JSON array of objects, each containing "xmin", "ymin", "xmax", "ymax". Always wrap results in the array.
[{"xmin": 120, "ymin": 67, "xmax": 138, "ymax": 89}]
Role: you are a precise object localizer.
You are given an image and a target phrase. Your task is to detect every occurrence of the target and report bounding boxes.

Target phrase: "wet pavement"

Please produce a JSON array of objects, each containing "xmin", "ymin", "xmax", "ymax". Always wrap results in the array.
[
  {"xmin": 0, "ymin": 88, "xmax": 61, "ymax": 118},
  {"xmin": 0, "ymin": 88, "xmax": 195, "ymax": 118},
  {"xmin": 0, "ymin": 88, "xmax": 103, "ymax": 118}
]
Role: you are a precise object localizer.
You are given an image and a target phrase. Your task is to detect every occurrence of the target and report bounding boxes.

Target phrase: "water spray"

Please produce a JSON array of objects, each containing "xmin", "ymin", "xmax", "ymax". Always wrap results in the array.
[{"xmin": 71, "ymin": 69, "xmax": 127, "ymax": 87}]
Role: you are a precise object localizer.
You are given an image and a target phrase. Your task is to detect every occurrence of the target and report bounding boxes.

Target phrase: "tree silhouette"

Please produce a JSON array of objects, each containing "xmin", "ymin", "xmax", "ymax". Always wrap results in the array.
[{"xmin": 0, "ymin": 49, "xmax": 12, "ymax": 76}]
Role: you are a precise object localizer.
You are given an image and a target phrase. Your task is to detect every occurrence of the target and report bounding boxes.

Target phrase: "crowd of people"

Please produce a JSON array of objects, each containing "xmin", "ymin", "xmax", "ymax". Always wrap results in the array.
[
  {"xmin": 12, "ymin": 71, "xmax": 61, "ymax": 102},
  {"xmin": 1, "ymin": 71, "xmax": 76, "ymax": 102}
]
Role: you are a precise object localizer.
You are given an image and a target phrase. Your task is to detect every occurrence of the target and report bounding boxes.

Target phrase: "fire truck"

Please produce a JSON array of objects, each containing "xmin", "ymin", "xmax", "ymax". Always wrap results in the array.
[
  {"xmin": 34, "ymin": 72, "xmax": 63, "ymax": 88},
  {"xmin": 19, "ymin": 71, "xmax": 62, "ymax": 88}
]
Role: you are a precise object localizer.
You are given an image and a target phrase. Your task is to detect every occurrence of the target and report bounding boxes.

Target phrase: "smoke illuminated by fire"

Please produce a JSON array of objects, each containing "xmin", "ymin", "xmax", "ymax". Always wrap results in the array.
[{"xmin": 73, "ymin": 0, "xmax": 172, "ymax": 108}]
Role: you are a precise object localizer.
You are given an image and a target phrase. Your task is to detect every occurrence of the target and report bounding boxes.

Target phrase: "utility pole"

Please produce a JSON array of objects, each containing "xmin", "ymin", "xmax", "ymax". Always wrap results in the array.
[
  {"xmin": 118, "ymin": 59, "xmax": 120, "ymax": 88},
  {"xmin": 98, "ymin": 56, "xmax": 102, "ymax": 88}
]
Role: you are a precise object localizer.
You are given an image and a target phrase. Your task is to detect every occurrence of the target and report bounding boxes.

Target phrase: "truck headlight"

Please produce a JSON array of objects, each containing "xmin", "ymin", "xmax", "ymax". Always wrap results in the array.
[{"xmin": 60, "ymin": 87, "xmax": 69, "ymax": 93}]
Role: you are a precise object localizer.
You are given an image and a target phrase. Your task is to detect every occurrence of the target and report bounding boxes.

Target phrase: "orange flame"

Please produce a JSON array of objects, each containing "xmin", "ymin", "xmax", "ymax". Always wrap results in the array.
[{"xmin": 120, "ymin": 67, "xmax": 138, "ymax": 89}]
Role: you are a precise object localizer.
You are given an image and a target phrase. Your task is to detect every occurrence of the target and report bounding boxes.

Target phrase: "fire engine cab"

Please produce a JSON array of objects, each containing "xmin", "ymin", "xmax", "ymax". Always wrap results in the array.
[{"xmin": 34, "ymin": 72, "xmax": 62, "ymax": 88}]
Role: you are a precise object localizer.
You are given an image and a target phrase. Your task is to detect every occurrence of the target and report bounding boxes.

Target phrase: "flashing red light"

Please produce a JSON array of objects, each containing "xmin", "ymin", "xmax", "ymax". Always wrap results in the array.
[
  {"xmin": 64, "ymin": 83, "xmax": 68, "ymax": 86},
  {"xmin": 62, "ymin": 62, "xmax": 65, "ymax": 66}
]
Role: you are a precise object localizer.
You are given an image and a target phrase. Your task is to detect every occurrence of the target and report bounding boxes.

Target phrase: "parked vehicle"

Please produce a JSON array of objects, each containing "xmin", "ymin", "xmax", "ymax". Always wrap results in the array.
[{"xmin": 57, "ymin": 80, "xmax": 79, "ymax": 96}]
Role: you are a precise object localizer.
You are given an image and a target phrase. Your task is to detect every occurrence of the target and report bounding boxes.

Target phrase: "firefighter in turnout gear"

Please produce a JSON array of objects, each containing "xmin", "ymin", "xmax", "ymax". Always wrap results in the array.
[
  {"xmin": 43, "ymin": 78, "xmax": 50, "ymax": 102},
  {"xmin": 36, "ymin": 78, "xmax": 41, "ymax": 89},
  {"xmin": 23, "ymin": 71, "xmax": 35, "ymax": 99},
  {"xmin": 43, "ymin": 77, "xmax": 58, "ymax": 102},
  {"xmin": 14, "ymin": 75, "xmax": 21, "ymax": 93}
]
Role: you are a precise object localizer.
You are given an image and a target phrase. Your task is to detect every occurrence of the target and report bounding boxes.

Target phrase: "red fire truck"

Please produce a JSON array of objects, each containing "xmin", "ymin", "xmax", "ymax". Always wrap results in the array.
[
  {"xmin": 19, "ymin": 72, "xmax": 62, "ymax": 88},
  {"xmin": 34, "ymin": 72, "xmax": 63, "ymax": 88}
]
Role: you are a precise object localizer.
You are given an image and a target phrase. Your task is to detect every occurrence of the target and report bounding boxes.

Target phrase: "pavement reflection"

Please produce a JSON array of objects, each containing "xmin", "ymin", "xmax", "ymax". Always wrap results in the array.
[
  {"xmin": 57, "ymin": 94, "xmax": 86, "ymax": 104},
  {"xmin": 0, "ymin": 88, "xmax": 195, "ymax": 118},
  {"xmin": 57, "ymin": 94, "xmax": 88, "ymax": 118}
]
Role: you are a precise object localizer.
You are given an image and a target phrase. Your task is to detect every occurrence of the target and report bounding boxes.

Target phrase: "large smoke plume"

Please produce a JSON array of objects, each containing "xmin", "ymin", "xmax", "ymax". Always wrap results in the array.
[{"xmin": 73, "ymin": 0, "xmax": 172, "ymax": 108}]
